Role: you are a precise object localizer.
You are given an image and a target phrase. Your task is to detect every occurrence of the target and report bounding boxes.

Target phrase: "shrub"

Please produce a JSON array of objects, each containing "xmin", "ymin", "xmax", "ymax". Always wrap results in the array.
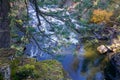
[{"xmin": 90, "ymin": 9, "xmax": 113, "ymax": 23}]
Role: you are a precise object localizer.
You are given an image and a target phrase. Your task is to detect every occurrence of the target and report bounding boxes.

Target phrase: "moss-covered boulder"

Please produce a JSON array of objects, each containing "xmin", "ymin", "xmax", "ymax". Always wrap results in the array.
[
  {"xmin": 0, "ymin": 48, "xmax": 70, "ymax": 80},
  {"xmin": 11, "ymin": 59, "xmax": 66, "ymax": 80},
  {"xmin": 35, "ymin": 60, "xmax": 65, "ymax": 80}
]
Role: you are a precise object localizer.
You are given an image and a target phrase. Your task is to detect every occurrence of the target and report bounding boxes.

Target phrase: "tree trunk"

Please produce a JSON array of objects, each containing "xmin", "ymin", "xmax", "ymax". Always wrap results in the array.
[{"xmin": 0, "ymin": 0, "xmax": 10, "ymax": 48}]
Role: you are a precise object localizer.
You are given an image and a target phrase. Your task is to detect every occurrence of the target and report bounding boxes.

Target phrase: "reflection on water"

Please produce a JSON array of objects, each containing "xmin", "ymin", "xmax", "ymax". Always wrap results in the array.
[
  {"xmin": 57, "ymin": 54, "xmax": 86, "ymax": 80},
  {"xmin": 56, "ymin": 43, "xmax": 107, "ymax": 80},
  {"xmin": 26, "ymin": 40, "xmax": 108, "ymax": 80}
]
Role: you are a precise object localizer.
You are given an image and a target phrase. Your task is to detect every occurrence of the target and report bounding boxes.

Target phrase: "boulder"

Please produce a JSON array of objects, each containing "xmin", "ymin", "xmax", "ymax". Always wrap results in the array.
[
  {"xmin": 0, "ymin": 49, "xmax": 70, "ymax": 80},
  {"xmin": 97, "ymin": 37, "xmax": 120, "ymax": 54},
  {"xmin": 104, "ymin": 52, "xmax": 120, "ymax": 80}
]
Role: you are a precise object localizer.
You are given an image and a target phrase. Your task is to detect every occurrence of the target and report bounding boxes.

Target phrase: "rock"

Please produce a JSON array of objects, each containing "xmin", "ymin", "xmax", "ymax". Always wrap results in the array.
[
  {"xmin": 104, "ymin": 52, "xmax": 120, "ymax": 80},
  {"xmin": 11, "ymin": 59, "xmax": 68, "ymax": 80},
  {"xmin": 0, "ymin": 65, "xmax": 11, "ymax": 80},
  {"xmin": 108, "ymin": 38, "xmax": 120, "ymax": 53},
  {"xmin": 0, "ymin": 49, "xmax": 71, "ymax": 80},
  {"xmin": 11, "ymin": 59, "xmax": 70, "ymax": 80},
  {"xmin": 97, "ymin": 37, "xmax": 120, "ymax": 54},
  {"xmin": 97, "ymin": 45, "xmax": 108, "ymax": 54},
  {"xmin": 35, "ymin": 60, "xmax": 70, "ymax": 80}
]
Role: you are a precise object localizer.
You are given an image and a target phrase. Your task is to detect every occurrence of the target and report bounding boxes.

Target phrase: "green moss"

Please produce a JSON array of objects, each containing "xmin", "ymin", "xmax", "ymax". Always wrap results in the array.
[
  {"xmin": 0, "ymin": 49, "xmax": 68, "ymax": 80},
  {"xmin": 34, "ymin": 60, "xmax": 64, "ymax": 80},
  {"xmin": 10, "ymin": 58, "xmax": 66, "ymax": 80},
  {"xmin": 10, "ymin": 58, "xmax": 38, "ymax": 80},
  {"xmin": 12, "ymin": 64, "xmax": 38, "ymax": 80}
]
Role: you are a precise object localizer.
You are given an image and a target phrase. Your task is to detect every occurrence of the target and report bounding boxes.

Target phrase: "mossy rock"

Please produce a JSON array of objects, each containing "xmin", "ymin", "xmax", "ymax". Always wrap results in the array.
[
  {"xmin": 11, "ymin": 59, "xmax": 68, "ymax": 80},
  {"xmin": 0, "ymin": 49, "xmax": 69, "ymax": 80},
  {"xmin": 34, "ymin": 60, "xmax": 65, "ymax": 80}
]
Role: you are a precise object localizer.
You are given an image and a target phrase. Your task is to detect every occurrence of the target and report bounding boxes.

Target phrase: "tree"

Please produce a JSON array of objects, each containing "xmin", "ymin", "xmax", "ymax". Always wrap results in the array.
[
  {"xmin": 0, "ymin": 0, "xmax": 119, "ymax": 53},
  {"xmin": 0, "ymin": 0, "xmax": 10, "ymax": 48}
]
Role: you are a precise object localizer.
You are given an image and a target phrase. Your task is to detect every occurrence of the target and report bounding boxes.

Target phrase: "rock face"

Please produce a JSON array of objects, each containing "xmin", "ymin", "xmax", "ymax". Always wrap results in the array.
[
  {"xmin": 0, "ymin": 48, "xmax": 70, "ymax": 80},
  {"xmin": 104, "ymin": 52, "xmax": 120, "ymax": 80}
]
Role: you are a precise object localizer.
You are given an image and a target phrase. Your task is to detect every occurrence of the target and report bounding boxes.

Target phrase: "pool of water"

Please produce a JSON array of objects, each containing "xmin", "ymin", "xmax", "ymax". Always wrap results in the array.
[
  {"xmin": 25, "ymin": 43, "xmax": 107, "ymax": 80},
  {"xmin": 55, "ymin": 43, "xmax": 107, "ymax": 80}
]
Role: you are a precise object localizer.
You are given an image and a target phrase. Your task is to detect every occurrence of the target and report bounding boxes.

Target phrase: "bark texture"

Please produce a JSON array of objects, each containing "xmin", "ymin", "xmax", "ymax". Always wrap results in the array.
[{"xmin": 0, "ymin": 0, "xmax": 10, "ymax": 48}]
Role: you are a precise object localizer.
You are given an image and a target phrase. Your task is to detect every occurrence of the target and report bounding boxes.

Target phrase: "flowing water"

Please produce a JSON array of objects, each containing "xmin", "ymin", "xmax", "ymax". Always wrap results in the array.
[{"xmin": 25, "ymin": 5, "xmax": 108, "ymax": 80}]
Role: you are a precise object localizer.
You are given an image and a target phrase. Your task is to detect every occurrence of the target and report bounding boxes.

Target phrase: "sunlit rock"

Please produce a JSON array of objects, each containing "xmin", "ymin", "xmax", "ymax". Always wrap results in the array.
[
  {"xmin": 111, "ymin": 38, "xmax": 120, "ymax": 52},
  {"xmin": 97, "ymin": 45, "xmax": 108, "ymax": 54}
]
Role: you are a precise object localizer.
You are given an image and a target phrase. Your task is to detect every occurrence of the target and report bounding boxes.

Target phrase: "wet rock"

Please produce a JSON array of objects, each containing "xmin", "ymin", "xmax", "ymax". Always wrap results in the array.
[{"xmin": 104, "ymin": 52, "xmax": 120, "ymax": 80}]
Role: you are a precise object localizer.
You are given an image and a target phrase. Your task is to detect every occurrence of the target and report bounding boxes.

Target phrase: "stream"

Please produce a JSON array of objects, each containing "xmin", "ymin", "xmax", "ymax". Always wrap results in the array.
[{"xmin": 25, "ymin": 5, "xmax": 107, "ymax": 80}]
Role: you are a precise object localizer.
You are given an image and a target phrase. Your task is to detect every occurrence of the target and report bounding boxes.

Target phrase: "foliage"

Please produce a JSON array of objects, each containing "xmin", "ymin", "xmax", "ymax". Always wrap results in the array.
[
  {"xmin": 9, "ymin": 0, "xmax": 29, "ymax": 56},
  {"xmin": 34, "ymin": 60, "xmax": 65, "ymax": 80},
  {"xmin": 90, "ymin": 9, "xmax": 113, "ymax": 23},
  {"xmin": 8, "ymin": 0, "xmax": 119, "ymax": 56},
  {"xmin": 13, "ymin": 64, "xmax": 38, "ymax": 80},
  {"xmin": 10, "ymin": 58, "xmax": 66, "ymax": 80}
]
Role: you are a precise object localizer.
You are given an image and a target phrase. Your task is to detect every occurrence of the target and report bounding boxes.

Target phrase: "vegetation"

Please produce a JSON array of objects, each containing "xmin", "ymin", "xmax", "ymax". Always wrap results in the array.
[
  {"xmin": 0, "ymin": 48, "xmax": 68, "ymax": 80},
  {"xmin": 90, "ymin": 9, "xmax": 113, "ymax": 23},
  {"xmin": 0, "ymin": 0, "xmax": 120, "ymax": 80},
  {"xmin": 0, "ymin": 0, "xmax": 119, "ymax": 53}
]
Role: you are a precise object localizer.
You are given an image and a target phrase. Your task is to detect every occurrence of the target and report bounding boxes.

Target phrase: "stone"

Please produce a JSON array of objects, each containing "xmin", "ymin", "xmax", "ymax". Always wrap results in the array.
[
  {"xmin": 0, "ymin": 49, "xmax": 71, "ymax": 80},
  {"xmin": 104, "ymin": 52, "xmax": 120, "ymax": 80},
  {"xmin": 0, "ymin": 65, "xmax": 10, "ymax": 80},
  {"xmin": 97, "ymin": 45, "xmax": 108, "ymax": 54}
]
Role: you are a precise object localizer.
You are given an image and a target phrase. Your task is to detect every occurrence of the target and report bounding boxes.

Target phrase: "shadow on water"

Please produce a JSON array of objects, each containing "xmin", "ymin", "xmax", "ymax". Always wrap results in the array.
[{"xmin": 56, "ymin": 43, "xmax": 108, "ymax": 80}]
